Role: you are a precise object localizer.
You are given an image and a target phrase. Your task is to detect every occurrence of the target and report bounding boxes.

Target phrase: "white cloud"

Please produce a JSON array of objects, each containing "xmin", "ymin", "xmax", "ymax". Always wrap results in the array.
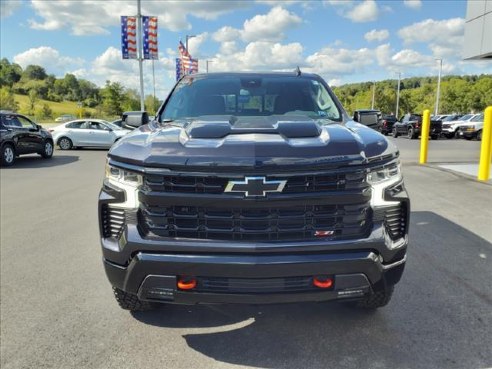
[
  {"xmin": 213, "ymin": 6, "xmax": 302, "ymax": 44},
  {"xmin": 364, "ymin": 29, "xmax": 389, "ymax": 42},
  {"xmin": 27, "ymin": 0, "xmax": 250, "ymax": 35},
  {"xmin": 403, "ymin": 0, "xmax": 422, "ymax": 9},
  {"xmin": 346, "ymin": 0, "xmax": 379, "ymax": 22},
  {"xmin": 212, "ymin": 41, "xmax": 304, "ymax": 71},
  {"xmin": 186, "ymin": 32, "xmax": 208, "ymax": 58},
  {"xmin": 1, "ymin": 0, "xmax": 21, "ymax": 18},
  {"xmin": 213, "ymin": 26, "xmax": 243, "ymax": 43},
  {"xmin": 375, "ymin": 43, "xmax": 435, "ymax": 73},
  {"xmin": 13, "ymin": 46, "xmax": 84, "ymax": 76},
  {"xmin": 242, "ymin": 6, "xmax": 302, "ymax": 42},
  {"xmin": 398, "ymin": 18, "xmax": 465, "ymax": 57},
  {"xmin": 326, "ymin": 0, "xmax": 379, "ymax": 23},
  {"xmin": 305, "ymin": 47, "xmax": 373, "ymax": 75}
]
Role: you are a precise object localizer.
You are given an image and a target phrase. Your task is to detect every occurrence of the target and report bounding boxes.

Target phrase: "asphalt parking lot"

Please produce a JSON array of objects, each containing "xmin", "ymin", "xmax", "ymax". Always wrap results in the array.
[{"xmin": 1, "ymin": 138, "xmax": 491, "ymax": 369}]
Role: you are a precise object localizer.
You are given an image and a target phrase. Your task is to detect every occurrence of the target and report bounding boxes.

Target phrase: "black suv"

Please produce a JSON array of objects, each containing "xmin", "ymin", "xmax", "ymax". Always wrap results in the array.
[
  {"xmin": 0, "ymin": 111, "xmax": 54, "ymax": 166},
  {"xmin": 392, "ymin": 113, "xmax": 442, "ymax": 140},
  {"xmin": 99, "ymin": 73, "xmax": 409, "ymax": 311}
]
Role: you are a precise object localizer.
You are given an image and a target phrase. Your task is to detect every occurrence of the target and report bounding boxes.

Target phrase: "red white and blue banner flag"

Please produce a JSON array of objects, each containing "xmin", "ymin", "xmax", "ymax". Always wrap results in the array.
[
  {"xmin": 143, "ymin": 16, "xmax": 158, "ymax": 60},
  {"xmin": 176, "ymin": 41, "xmax": 198, "ymax": 80},
  {"xmin": 121, "ymin": 16, "xmax": 137, "ymax": 59}
]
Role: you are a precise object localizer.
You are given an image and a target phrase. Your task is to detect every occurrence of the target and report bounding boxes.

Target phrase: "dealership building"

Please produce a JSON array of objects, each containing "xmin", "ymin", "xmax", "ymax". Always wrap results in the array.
[{"xmin": 464, "ymin": 0, "xmax": 492, "ymax": 59}]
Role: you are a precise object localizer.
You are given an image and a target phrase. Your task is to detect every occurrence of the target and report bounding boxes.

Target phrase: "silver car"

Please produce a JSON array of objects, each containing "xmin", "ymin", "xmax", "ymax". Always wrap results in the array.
[{"xmin": 50, "ymin": 119, "xmax": 131, "ymax": 150}]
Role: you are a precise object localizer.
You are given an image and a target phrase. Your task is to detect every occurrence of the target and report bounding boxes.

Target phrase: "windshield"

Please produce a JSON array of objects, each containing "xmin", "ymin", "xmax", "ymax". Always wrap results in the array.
[
  {"xmin": 160, "ymin": 75, "xmax": 342, "ymax": 122},
  {"xmin": 460, "ymin": 114, "xmax": 473, "ymax": 121},
  {"xmin": 471, "ymin": 114, "xmax": 483, "ymax": 122}
]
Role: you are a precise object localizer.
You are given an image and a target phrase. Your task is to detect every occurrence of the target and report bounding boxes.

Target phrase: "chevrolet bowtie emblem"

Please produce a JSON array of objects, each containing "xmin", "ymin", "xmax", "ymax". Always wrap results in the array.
[{"xmin": 224, "ymin": 177, "xmax": 287, "ymax": 197}]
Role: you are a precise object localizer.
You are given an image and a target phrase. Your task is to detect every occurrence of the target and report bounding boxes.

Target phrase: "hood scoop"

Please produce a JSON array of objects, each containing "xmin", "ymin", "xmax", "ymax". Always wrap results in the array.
[{"xmin": 185, "ymin": 115, "xmax": 322, "ymax": 139}]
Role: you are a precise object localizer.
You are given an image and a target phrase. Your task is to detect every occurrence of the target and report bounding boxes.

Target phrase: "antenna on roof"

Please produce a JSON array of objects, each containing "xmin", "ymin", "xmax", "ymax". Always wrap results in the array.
[{"xmin": 294, "ymin": 66, "xmax": 301, "ymax": 76}]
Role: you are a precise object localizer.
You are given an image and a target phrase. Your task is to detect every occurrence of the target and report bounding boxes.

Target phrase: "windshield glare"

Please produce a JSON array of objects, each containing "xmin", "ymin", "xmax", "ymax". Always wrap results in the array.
[{"xmin": 160, "ymin": 76, "xmax": 341, "ymax": 122}]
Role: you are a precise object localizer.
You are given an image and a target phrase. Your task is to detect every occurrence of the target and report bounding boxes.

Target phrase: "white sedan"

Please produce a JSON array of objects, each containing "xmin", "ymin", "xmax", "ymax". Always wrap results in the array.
[{"xmin": 50, "ymin": 119, "xmax": 131, "ymax": 150}]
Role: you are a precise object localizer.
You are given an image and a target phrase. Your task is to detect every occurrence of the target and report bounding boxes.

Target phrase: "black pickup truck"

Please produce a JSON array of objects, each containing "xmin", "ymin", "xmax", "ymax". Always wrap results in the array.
[
  {"xmin": 99, "ymin": 72, "xmax": 409, "ymax": 312},
  {"xmin": 392, "ymin": 113, "xmax": 442, "ymax": 139}
]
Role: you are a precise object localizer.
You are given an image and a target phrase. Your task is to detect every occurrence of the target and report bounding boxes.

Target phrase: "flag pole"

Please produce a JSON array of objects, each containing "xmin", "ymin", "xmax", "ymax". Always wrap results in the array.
[
  {"xmin": 152, "ymin": 59, "xmax": 156, "ymax": 114},
  {"xmin": 137, "ymin": 0, "xmax": 145, "ymax": 111}
]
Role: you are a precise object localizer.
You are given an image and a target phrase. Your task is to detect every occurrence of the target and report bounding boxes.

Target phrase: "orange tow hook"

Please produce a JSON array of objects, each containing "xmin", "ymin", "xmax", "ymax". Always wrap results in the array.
[
  {"xmin": 177, "ymin": 276, "xmax": 197, "ymax": 290},
  {"xmin": 313, "ymin": 276, "xmax": 333, "ymax": 289}
]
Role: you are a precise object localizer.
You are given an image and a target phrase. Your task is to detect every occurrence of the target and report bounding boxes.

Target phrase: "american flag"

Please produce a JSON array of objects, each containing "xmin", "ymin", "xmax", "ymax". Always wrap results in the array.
[
  {"xmin": 177, "ymin": 40, "xmax": 198, "ymax": 78},
  {"xmin": 121, "ymin": 16, "xmax": 137, "ymax": 59},
  {"xmin": 143, "ymin": 16, "xmax": 158, "ymax": 60}
]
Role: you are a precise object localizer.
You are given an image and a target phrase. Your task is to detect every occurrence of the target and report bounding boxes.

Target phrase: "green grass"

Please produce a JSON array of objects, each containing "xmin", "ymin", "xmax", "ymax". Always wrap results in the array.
[{"xmin": 14, "ymin": 94, "xmax": 105, "ymax": 123}]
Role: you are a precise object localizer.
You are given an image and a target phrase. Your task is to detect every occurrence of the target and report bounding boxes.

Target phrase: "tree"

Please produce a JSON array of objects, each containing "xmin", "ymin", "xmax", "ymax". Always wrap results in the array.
[
  {"xmin": 23, "ymin": 65, "xmax": 47, "ymax": 80},
  {"xmin": 101, "ymin": 81, "xmax": 125, "ymax": 116},
  {"xmin": 0, "ymin": 86, "xmax": 19, "ymax": 111},
  {"xmin": 0, "ymin": 58, "xmax": 22, "ymax": 87},
  {"xmin": 145, "ymin": 95, "xmax": 161, "ymax": 115},
  {"xmin": 28, "ymin": 89, "xmax": 38, "ymax": 114},
  {"xmin": 40, "ymin": 103, "xmax": 53, "ymax": 119}
]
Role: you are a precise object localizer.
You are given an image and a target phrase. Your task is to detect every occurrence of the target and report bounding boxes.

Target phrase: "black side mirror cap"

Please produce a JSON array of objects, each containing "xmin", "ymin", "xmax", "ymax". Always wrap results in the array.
[
  {"xmin": 37, "ymin": 124, "xmax": 43, "ymax": 130},
  {"xmin": 353, "ymin": 113, "xmax": 359, "ymax": 122},
  {"xmin": 122, "ymin": 111, "xmax": 149, "ymax": 129}
]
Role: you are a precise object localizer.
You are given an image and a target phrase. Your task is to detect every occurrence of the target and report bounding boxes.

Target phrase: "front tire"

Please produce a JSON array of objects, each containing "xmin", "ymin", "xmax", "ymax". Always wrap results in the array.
[
  {"xmin": 477, "ymin": 130, "xmax": 482, "ymax": 141},
  {"xmin": 1, "ymin": 144, "xmax": 15, "ymax": 166},
  {"xmin": 392, "ymin": 128, "xmax": 399, "ymax": 138},
  {"xmin": 356, "ymin": 286, "xmax": 394, "ymax": 309},
  {"xmin": 408, "ymin": 127, "xmax": 416, "ymax": 139},
  {"xmin": 112, "ymin": 287, "xmax": 157, "ymax": 311},
  {"xmin": 58, "ymin": 137, "xmax": 73, "ymax": 150},
  {"xmin": 41, "ymin": 140, "xmax": 54, "ymax": 159},
  {"xmin": 430, "ymin": 134, "xmax": 439, "ymax": 140}
]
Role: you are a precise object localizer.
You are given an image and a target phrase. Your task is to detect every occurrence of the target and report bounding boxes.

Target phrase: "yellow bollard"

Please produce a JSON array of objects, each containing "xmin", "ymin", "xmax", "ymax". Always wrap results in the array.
[
  {"xmin": 419, "ymin": 109, "xmax": 430, "ymax": 164},
  {"xmin": 478, "ymin": 106, "xmax": 492, "ymax": 181}
]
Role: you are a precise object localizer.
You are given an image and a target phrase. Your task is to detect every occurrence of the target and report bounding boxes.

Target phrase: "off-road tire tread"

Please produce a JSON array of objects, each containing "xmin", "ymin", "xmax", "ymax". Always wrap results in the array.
[
  {"xmin": 356, "ymin": 286, "xmax": 394, "ymax": 309},
  {"xmin": 113, "ymin": 287, "xmax": 155, "ymax": 311}
]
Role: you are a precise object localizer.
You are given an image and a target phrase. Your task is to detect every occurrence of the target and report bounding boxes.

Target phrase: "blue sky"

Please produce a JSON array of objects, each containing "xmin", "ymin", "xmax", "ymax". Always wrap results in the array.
[{"xmin": 1, "ymin": 0, "xmax": 491, "ymax": 97}]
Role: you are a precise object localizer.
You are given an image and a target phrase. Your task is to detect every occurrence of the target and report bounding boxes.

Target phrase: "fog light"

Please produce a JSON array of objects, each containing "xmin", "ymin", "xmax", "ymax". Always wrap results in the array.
[
  {"xmin": 313, "ymin": 276, "xmax": 333, "ymax": 289},
  {"xmin": 177, "ymin": 276, "xmax": 197, "ymax": 290}
]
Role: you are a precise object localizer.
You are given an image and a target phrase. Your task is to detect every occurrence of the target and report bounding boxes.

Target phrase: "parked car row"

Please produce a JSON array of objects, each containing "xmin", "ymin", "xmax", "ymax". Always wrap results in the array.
[
  {"xmin": 354, "ymin": 109, "xmax": 486, "ymax": 141},
  {"xmin": 1, "ymin": 112, "xmax": 135, "ymax": 166}
]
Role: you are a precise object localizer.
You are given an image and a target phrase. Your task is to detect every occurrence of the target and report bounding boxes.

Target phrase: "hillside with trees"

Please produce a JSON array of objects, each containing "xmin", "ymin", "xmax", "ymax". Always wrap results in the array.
[
  {"xmin": 0, "ymin": 58, "xmax": 160, "ymax": 121},
  {"xmin": 1, "ymin": 57, "xmax": 490, "ymax": 121},
  {"xmin": 333, "ymin": 74, "xmax": 492, "ymax": 117}
]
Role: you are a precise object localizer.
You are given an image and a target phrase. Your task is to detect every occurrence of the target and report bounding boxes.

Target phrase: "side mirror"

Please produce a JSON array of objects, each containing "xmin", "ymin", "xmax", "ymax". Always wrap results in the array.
[
  {"xmin": 36, "ymin": 124, "xmax": 43, "ymax": 130},
  {"xmin": 122, "ymin": 111, "xmax": 149, "ymax": 130},
  {"xmin": 353, "ymin": 113, "xmax": 359, "ymax": 122},
  {"xmin": 107, "ymin": 128, "xmax": 113, "ymax": 132}
]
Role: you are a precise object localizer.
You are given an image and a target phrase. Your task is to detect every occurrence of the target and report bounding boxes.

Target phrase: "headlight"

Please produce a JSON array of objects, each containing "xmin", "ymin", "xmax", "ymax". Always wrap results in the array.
[
  {"xmin": 105, "ymin": 163, "xmax": 142, "ymax": 187},
  {"xmin": 466, "ymin": 125, "xmax": 475, "ymax": 131},
  {"xmin": 368, "ymin": 162, "xmax": 402, "ymax": 207},
  {"xmin": 104, "ymin": 163, "xmax": 142, "ymax": 208},
  {"xmin": 367, "ymin": 162, "xmax": 401, "ymax": 185}
]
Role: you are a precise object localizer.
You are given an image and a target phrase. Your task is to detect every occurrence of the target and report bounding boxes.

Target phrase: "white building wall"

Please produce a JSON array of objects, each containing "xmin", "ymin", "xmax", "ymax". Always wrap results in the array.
[{"xmin": 464, "ymin": 0, "xmax": 492, "ymax": 59}]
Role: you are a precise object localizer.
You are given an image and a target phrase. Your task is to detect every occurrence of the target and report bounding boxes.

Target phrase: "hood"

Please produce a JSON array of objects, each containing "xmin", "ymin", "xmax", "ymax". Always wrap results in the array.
[{"xmin": 108, "ymin": 116, "xmax": 397, "ymax": 172}]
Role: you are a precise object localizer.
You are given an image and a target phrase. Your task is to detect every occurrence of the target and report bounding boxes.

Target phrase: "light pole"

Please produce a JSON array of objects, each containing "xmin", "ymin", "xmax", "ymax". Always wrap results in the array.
[
  {"xmin": 185, "ymin": 35, "xmax": 196, "ymax": 53},
  {"xmin": 136, "ymin": 0, "xmax": 145, "ymax": 111},
  {"xmin": 206, "ymin": 60, "xmax": 213, "ymax": 73},
  {"xmin": 395, "ymin": 72, "xmax": 401, "ymax": 118},
  {"xmin": 435, "ymin": 58, "xmax": 442, "ymax": 117},
  {"xmin": 371, "ymin": 81, "xmax": 376, "ymax": 110}
]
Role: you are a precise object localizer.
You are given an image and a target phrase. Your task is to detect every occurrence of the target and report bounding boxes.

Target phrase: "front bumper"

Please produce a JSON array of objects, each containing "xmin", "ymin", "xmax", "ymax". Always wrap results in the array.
[
  {"xmin": 99, "ymin": 172, "xmax": 409, "ymax": 305},
  {"xmin": 104, "ymin": 251, "xmax": 405, "ymax": 304}
]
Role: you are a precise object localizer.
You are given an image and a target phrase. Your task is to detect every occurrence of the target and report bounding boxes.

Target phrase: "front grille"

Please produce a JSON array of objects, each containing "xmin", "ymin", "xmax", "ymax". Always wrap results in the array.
[
  {"xmin": 383, "ymin": 203, "xmax": 407, "ymax": 240},
  {"xmin": 143, "ymin": 171, "xmax": 367, "ymax": 194},
  {"xmin": 101, "ymin": 205, "xmax": 126, "ymax": 239},
  {"xmin": 197, "ymin": 276, "xmax": 320, "ymax": 294},
  {"xmin": 140, "ymin": 202, "xmax": 371, "ymax": 242}
]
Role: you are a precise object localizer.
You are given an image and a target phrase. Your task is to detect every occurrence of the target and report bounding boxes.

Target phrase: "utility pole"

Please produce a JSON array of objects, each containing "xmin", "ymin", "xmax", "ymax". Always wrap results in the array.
[
  {"xmin": 371, "ymin": 81, "xmax": 376, "ymax": 110},
  {"xmin": 152, "ymin": 59, "xmax": 156, "ymax": 114},
  {"xmin": 435, "ymin": 58, "xmax": 442, "ymax": 117},
  {"xmin": 136, "ymin": 0, "xmax": 145, "ymax": 111},
  {"xmin": 395, "ymin": 72, "xmax": 401, "ymax": 118},
  {"xmin": 206, "ymin": 60, "xmax": 213, "ymax": 73},
  {"xmin": 185, "ymin": 34, "xmax": 196, "ymax": 53}
]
